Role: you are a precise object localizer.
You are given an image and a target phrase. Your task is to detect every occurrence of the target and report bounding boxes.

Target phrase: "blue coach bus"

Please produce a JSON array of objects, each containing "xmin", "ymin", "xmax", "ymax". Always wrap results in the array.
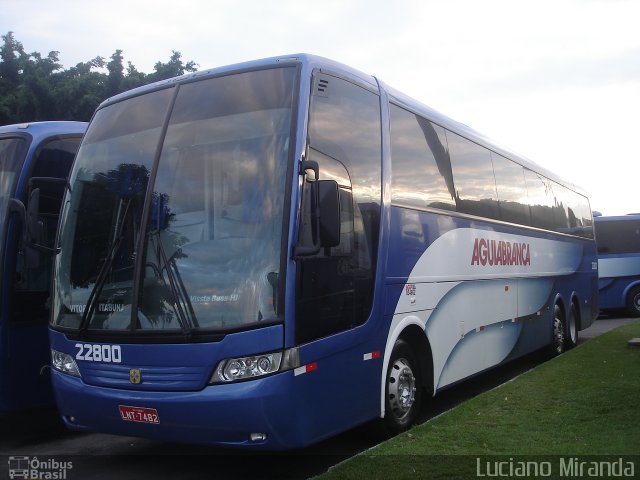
[
  {"xmin": 0, "ymin": 121, "xmax": 86, "ymax": 411},
  {"xmin": 594, "ymin": 214, "xmax": 640, "ymax": 316},
  {"xmin": 47, "ymin": 55, "xmax": 597, "ymax": 449}
]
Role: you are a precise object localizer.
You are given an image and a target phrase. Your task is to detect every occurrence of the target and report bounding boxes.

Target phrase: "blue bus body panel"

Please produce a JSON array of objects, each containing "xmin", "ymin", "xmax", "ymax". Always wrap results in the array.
[
  {"xmin": 50, "ymin": 325, "xmax": 284, "ymax": 392},
  {"xmin": 50, "ymin": 325, "xmax": 383, "ymax": 449},
  {"xmin": 52, "ymin": 368, "xmax": 302, "ymax": 448},
  {"xmin": 595, "ymin": 215, "xmax": 640, "ymax": 311},
  {"xmin": 0, "ymin": 121, "xmax": 87, "ymax": 411},
  {"xmin": 597, "ymin": 255, "xmax": 640, "ymax": 309},
  {"xmin": 385, "ymin": 208, "xmax": 597, "ymax": 392}
]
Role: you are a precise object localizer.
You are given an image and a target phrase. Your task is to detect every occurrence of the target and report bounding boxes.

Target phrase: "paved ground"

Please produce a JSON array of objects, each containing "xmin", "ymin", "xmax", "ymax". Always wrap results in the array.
[{"xmin": 580, "ymin": 314, "xmax": 638, "ymax": 340}]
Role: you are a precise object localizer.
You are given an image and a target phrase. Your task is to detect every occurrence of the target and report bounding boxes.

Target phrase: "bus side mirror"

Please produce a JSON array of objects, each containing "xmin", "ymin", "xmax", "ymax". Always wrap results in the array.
[
  {"xmin": 318, "ymin": 180, "xmax": 340, "ymax": 248},
  {"xmin": 8, "ymin": 186, "xmax": 59, "ymax": 268},
  {"xmin": 26, "ymin": 188, "xmax": 45, "ymax": 247},
  {"xmin": 294, "ymin": 156, "xmax": 341, "ymax": 257},
  {"xmin": 8, "ymin": 196, "xmax": 41, "ymax": 269}
]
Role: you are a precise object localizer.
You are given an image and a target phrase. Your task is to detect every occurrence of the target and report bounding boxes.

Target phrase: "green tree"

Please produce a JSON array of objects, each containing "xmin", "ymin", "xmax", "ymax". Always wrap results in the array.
[
  {"xmin": 0, "ymin": 32, "xmax": 198, "ymax": 123},
  {"xmin": 16, "ymin": 50, "xmax": 62, "ymax": 120},
  {"xmin": 149, "ymin": 50, "xmax": 198, "ymax": 82},
  {"xmin": 52, "ymin": 58, "xmax": 108, "ymax": 120},
  {"xmin": 0, "ymin": 32, "xmax": 25, "ymax": 87},
  {"xmin": 106, "ymin": 49, "xmax": 124, "ymax": 97},
  {"xmin": 0, "ymin": 32, "xmax": 28, "ymax": 122},
  {"xmin": 122, "ymin": 61, "xmax": 147, "ymax": 91}
]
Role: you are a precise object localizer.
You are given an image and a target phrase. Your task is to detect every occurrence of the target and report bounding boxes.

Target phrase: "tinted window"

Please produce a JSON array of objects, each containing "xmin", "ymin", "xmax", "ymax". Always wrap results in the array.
[
  {"xmin": 0, "ymin": 137, "xmax": 26, "ymax": 226},
  {"xmin": 139, "ymin": 68, "xmax": 294, "ymax": 330},
  {"xmin": 447, "ymin": 132, "xmax": 499, "ymax": 219},
  {"xmin": 31, "ymin": 138, "xmax": 81, "ymax": 216},
  {"xmin": 563, "ymin": 188, "xmax": 593, "ymax": 238},
  {"xmin": 83, "ymin": 89, "xmax": 173, "ymax": 145},
  {"xmin": 298, "ymin": 73, "xmax": 382, "ymax": 343},
  {"xmin": 550, "ymin": 182, "xmax": 571, "ymax": 232},
  {"xmin": 390, "ymin": 105, "xmax": 455, "ymax": 211},
  {"xmin": 492, "ymin": 153, "xmax": 531, "ymax": 226},
  {"xmin": 595, "ymin": 219, "xmax": 640, "ymax": 254},
  {"xmin": 54, "ymin": 87, "xmax": 176, "ymax": 329},
  {"xmin": 524, "ymin": 168, "xmax": 556, "ymax": 231}
]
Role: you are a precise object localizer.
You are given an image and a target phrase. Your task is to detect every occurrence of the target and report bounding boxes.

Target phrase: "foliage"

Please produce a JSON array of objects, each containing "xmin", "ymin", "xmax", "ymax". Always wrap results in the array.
[{"xmin": 0, "ymin": 32, "xmax": 198, "ymax": 123}]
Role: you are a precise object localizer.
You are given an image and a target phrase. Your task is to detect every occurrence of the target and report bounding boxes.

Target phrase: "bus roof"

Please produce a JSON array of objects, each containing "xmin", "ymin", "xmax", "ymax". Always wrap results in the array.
[
  {"xmin": 594, "ymin": 214, "xmax": 640, "ymax": 222},
  {"xmin": 96, "ymin": 53, "xmax": 586, "ymax": 197},
  {"xmin": 0, "ymin": 121, "xmax": 88, "ymax": 141}
]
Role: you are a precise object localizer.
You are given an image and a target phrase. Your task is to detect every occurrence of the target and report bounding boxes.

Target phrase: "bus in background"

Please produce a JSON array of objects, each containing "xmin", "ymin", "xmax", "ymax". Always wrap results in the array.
[
  {"xmin": 0, "ymin": 121, "xmax": 86, "ymax": 411},
  {"xmin": 47, "ymin": 55, "xmax": 597, "ymax": 449},
  {"xmin": 594, "ymin": 214, "xmax": 640, "ymax": 317}
]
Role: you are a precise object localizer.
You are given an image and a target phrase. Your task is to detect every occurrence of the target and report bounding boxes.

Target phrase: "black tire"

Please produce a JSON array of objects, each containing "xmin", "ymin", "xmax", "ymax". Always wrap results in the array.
[
  {"xmin": 566, "ymin": 302, "xmax": 579, "ymax": 349},
  {"xmin": 626, "ymin": 287, "xmax": 640, "ymax": 317},
  {"xmin": 383, "ymin": 339, "xmax": 422, "ymax": 434},
  {"xmin": 550, "ymin": 304, "xmax": 566, "ymax": 356}
]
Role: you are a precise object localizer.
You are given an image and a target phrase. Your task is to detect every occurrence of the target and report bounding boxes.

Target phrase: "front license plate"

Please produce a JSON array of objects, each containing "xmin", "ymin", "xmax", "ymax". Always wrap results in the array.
[{"xmin": 118, "ymin": 405, "xmax": 160, "ymax": 424}]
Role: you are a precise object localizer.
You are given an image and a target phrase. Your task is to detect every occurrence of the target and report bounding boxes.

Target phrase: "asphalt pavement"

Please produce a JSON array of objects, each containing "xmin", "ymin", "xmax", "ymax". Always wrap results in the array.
[{"xmin": 580, "ymin": 313, "xmax": 638, "ymax": 340}]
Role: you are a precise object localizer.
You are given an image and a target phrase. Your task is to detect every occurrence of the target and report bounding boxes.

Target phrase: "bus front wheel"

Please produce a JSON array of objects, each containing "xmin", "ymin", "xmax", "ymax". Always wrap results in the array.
[
  {"xmin": 627, "ymin": 287, "xmax": 640, "ymax": 317},
  {"xmin": 383, "ymin": 339, "xmax": 422, "ymax": 434}
]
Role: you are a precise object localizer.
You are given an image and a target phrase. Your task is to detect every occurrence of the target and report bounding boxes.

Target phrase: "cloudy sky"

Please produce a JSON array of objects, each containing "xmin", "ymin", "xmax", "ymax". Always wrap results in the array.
[{"xmin": 2, "ymin": 0, "xmax": 639, "ymax": 215}]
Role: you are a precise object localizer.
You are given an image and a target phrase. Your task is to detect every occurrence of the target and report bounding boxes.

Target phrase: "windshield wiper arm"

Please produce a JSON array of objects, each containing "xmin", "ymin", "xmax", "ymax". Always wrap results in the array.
[
  {"xmin": 79, "ymin": 198, "xmax": 131, "ymax": 332},
  {"xmin": 152, "ymin": 233, "xmax": 199, "ymax": 333}
]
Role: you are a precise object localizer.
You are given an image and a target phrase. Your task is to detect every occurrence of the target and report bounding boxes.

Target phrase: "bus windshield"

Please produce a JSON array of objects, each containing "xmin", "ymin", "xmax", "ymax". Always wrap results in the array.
[{"xmin": 53, "ymin": 67, "xmax": 296, "ymax": 333}]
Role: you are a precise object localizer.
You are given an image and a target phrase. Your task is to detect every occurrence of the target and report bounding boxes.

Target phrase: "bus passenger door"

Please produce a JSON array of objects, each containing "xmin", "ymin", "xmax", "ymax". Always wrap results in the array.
[
  {"xmin": 295, "ymin": 72, "xmax": 382, "ymax": 346},
  {"xmin": 293, "ymin": 72, "xmax": 383, "ymax": 436}
]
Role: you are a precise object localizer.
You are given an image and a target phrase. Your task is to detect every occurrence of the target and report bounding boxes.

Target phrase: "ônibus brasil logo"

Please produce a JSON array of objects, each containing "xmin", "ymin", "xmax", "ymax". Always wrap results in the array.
[{"xmin": 8, "ymin": 456, "xmax": 72, "ymax": 479}]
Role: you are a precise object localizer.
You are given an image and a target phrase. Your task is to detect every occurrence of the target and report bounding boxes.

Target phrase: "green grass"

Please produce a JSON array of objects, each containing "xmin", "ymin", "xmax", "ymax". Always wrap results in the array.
[{"xmin": 321, "ymin": 321, "xmax": 640, "ymax": 479}]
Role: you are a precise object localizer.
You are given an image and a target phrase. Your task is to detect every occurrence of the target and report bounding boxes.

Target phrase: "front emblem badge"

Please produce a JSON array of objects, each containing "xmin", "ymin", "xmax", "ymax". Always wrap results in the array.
[{"xmin": 129, "ymin": 369, "xmax": 141, "ymax": 384}]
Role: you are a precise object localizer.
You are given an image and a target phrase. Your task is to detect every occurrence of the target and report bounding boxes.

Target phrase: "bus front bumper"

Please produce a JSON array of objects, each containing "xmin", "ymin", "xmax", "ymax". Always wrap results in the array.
[{"xmin": 52, "ymin": 369, "xmax": 306, "ymax": 450}]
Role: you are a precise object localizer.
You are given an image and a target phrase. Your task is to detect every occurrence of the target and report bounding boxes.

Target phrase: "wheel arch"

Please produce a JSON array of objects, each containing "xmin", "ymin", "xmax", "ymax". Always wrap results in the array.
[
  {"xmin": 379, "ymin": 315, "xmax": 432, "ymax": 418},
  {"xmin": 553, "ymin": 293, "xmax": 567, "ymax": 323},
  {"xmin": 624, "ymin": 282, "xmax": 640, "ymax": 316},
  {"xmin": 623, "ymin": 280, "xmax": 640, "ymax": 302},
  {"xmin": 569, "ymin": 291, "xmax": 582, "ymax": 330}
]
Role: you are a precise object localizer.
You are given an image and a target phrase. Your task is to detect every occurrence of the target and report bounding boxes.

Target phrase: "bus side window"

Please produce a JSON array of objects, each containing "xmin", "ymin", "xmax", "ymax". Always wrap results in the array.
[
  {"xmin": 447, "ymin": 131, "xmax": 500, "ymax": 220},
  {"xmin": 524, "ymin": 169, "xmax": 556, "ymax": 232},
  {"xmin": 389, "ymin": 104, "xmax": 456, "ymax": 212},
  {"xmin": 491, "ymin": 153, "xmax": 531, "ymax": 226}
]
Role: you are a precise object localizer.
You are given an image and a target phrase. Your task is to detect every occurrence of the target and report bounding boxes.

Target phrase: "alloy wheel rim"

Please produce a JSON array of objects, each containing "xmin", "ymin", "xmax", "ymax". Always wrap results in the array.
[{"xmin": 388, "ymin": 358, "xmax": 416, "ymax": 419}]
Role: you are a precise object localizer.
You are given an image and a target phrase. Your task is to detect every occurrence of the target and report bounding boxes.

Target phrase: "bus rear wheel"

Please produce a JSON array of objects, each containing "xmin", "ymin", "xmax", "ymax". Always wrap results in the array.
[
  {"xmin": 566, "ymin": 302, "xmax": 579, "ymax": 349},
  {"xmin": 383, "ymin": 339, "xmax": 422, "ymax": 434},
  {"xmin": 627, "ymin": 287, "xmax": 640, "ymax": 317},
  {"xmin": 550, "ymin": 304, "xmax": 566, "ymax": 356}
]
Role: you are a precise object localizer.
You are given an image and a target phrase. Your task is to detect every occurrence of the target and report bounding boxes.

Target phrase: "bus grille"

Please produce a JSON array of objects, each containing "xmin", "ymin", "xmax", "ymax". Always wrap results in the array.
[{"xmin": 80, "ymin": 363, "xmax": 210, "ymax": 391}]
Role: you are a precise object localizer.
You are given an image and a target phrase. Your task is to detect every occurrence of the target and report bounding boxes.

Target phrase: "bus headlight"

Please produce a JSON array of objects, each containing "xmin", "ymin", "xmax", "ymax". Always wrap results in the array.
[
  {"xmin": 51, "ymin": 349, "xmax": 81, "ymax": 378},
  {"xmin": 211, "ymin": 352, "xmax": 283, "ymax": 383}
]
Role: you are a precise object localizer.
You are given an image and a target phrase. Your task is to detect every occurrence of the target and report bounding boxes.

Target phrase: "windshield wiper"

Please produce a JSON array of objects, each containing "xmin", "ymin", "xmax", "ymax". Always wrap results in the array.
[
  {"xmin": 79, "ymin": 197, "xmax": 132, "ymax": 332},
  {"xmin": 148, "ymin": 232, "xmax": 199, "ymax": 333}
]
